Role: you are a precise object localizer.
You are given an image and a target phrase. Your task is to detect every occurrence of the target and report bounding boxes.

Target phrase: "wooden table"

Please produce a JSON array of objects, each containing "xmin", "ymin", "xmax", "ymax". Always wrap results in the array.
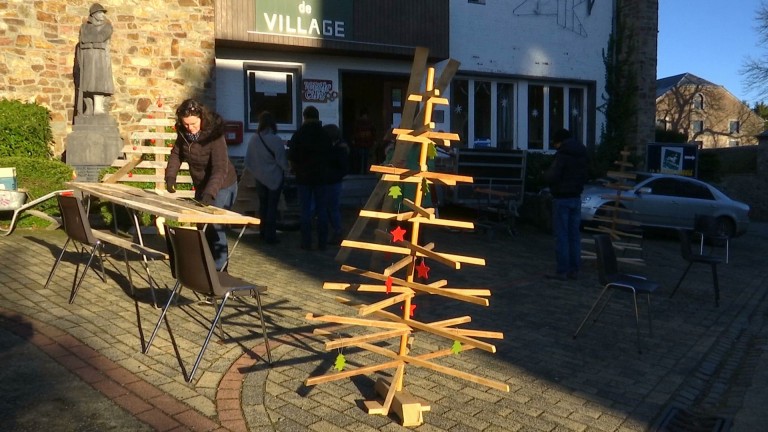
[{"xmin": 66, "ymin": 182, "xmax": 260, "ymax": 301}]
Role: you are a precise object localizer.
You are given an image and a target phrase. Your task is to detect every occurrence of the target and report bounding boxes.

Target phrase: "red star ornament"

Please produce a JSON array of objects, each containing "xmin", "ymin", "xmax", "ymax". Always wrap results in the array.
[
  {"xmin": 416, "ymin": 260, "xmax": 430, "ymax": 279},
  {"xmin": 385, "ymin": 276, "xmax": 393, "ymax": 294},
  {"xmin": 390, "ymin": 226, "xmax": 407, "ymax": 242},
  {"xmin": 401, "ymin": 304, "xmax": 417, "ymax": 317}
]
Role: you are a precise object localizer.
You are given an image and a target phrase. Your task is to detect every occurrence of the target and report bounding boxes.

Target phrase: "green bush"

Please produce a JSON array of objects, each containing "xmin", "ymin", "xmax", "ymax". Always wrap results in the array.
[
  {"xmin": 0, "ymin": 156, "xmax": 74, "ymax": 227},
  {"xmin": 0, "ymin": 99, "xmax": 53, "ymax": 158}
]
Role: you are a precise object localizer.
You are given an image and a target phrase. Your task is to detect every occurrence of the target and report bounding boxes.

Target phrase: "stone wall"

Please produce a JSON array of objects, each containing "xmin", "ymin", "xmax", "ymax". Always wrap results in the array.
[{"xmin": 0, "ymin": 0, "xmax": 216, "ymax": 156}]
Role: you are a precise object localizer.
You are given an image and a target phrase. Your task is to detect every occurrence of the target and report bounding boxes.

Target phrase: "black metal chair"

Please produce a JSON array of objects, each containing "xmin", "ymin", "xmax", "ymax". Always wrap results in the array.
[
  {"xmin": 670, "ymin": 228, "xmax": 723, "ymax": 307},
  {"xmin": 574, "ymin": 234, "xmax": 660, "ymax": 353},
  {"xmin": 144, "ymin": 226, "xmax": 272, "ymax": 382},
  {"xmin": 693, "ymin": 214, "xmax": 730, "ymax": 263},
  {"xmin": 44, "ymin": 193, "xmax": 132, "ymax": 304}
]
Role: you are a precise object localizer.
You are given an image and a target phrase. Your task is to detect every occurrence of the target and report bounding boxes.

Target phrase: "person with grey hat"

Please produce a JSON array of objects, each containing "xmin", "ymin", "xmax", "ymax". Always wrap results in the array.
[{"xmin": 76, "ymin": 3, "xmax": 114, "ymax": 115}]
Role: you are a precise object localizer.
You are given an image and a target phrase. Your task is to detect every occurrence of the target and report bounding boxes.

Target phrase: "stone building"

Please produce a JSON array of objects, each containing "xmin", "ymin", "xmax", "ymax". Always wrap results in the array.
[
  {"xmin": 0, "ymin": 0, "xmax": 658, "ymax": 164},
  {"xmin": 656, "ymin": 72, "xmax": 765, "ymax": 148}
]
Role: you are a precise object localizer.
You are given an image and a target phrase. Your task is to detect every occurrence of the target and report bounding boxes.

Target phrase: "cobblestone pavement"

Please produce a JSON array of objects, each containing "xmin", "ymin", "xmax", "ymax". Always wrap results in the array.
[{"xmin": 0, "ymin": 209, "xmax": 767, "ymax": 431}]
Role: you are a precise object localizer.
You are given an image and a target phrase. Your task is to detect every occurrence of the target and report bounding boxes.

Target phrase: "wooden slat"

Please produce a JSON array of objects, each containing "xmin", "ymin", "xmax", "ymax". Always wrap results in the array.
[
  {"xmin": 101, "ymin": 174, "xmax": 192, "ymax": 183},
  {"xmin": 369, "ymin": 165, "xmax": 473, "ymax": 183},
  {"xmin": 129, "ymin": 132, "xmax": 177, "ymax": 140},
  {"xmin": 305, "ymin": 313, "xmax": 411, "ymax": 330},
  {"xmin": 340, "ymin": 240, "xmax": 485, "ymax": 266},
  {"xmin": 112, "ymin": 160, "xmax": 189, "ymax": 170},
  {"xmin": 121, "ymin": 145, "xmax": 172, "ymax": 155},
  {"xmin": 358, "ymin": 210, "xmax": 474, "ymax": 229},
  {"xmin": 102, "ymin": 156, "xmax": 141, "ymax": 184},
  {"xmin": 340, "ymin": 265, "xmax": 489, "ymax": 306},
  {"xmin": 324, "ymin": 328, "xmax": 410, "ymax": 350},
  {"xmin": 138, "ymin": 118, "xmax": 175, "ymax": 126},
  {"xmin": 357, "ymin": 293, "xmax": 413, "ymax": 316}
]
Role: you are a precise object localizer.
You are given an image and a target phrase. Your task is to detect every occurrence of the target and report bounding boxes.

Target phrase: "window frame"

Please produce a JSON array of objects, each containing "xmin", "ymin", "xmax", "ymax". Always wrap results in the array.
[{"xmin": 243, "ymin": 63, "xmax": 302, "ymax": 132}]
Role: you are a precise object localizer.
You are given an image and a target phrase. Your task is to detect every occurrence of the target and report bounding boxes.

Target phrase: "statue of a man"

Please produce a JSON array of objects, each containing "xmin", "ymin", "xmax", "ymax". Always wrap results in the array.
[{"xmin": 77, "ymin": 3, "xmax": 114, "ymax": 116}]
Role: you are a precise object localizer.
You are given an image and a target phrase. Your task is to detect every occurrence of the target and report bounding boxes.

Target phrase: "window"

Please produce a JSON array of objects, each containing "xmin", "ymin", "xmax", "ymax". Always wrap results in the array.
[
  {"xmin": 244, "ymin": 64, "xmax": 300, "ymax": 131},
  {"xmin": 549, "ymin": 86, "xmax": 564, "ymax": 142},
  {"xmin": 528, "ymin": 85, "xmax": 544, "ymax": 150},
  {"xmin": 693, "ymin": 93, "xmax": 704, "ymax": 110},
  {"xmin": 729, "ymin": 120, "xmax": 740, "ymax": 134},
  {"xmin": 468, "ymin": 0, "xmax": 486, "ymax": 4},
  {"xmin": 569, "ymin": 88, "xmax": 584, "ymax": 139},
  {"xmin": 497, "ymin": 83, "xmax": 514, "ymax": 149},
  {"xmin": 474, "ymin": 81, "xmax": 491, "ymax": 147},
  {"xmin": 451, "ymin": 79, "xmax": 469, "ymax": 145},
  {"xmin": 692, "ymin": 120, "xmax": 704, "ymax": 133}
]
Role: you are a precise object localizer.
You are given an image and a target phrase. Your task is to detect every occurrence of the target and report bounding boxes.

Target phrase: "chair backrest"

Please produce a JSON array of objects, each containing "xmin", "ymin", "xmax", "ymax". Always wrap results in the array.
[
  {"xmin": 593, "ymin": 234, "xmax": 618, "ymax": 285},
  {"xmin": 694, "ymin": 214, "xmax": 725, "ymax": 237},
  {"xmin": 57, "ymin": 193, "xmax": 97, "ymax": 245},
  {"xmin": 166, "ymin": 226, "xmax": 218, "ymax": 296},
  {"xmin": 163, "ymin": 224, "xmax": 177, "ymax": 279},
  {"xmin": 678, "ymin": 229, "xmax": 694, "ymax": 261}
]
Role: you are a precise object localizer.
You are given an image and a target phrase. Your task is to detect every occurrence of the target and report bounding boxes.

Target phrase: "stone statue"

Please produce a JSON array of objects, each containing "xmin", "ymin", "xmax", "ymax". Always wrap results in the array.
[{"xmin": 76, "ymin": 3, "xmax": 114, "ymax": 116}]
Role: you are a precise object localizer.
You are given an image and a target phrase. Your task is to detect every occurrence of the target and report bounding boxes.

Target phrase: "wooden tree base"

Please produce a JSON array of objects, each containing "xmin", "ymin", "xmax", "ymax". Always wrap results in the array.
[{"xmin": 364, "ymin": 378, "xmax": 431, "ymax": 427}]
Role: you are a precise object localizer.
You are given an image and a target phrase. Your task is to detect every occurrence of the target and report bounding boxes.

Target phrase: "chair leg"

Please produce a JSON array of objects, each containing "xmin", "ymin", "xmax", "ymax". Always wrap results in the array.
[
  {"xmin": 44, "ymin": 238, "xmax": 71, "ymax": 289},
  {"xmin": 69, "ymin": 244, "xmax": 101, "ymax": 304},
  {"xmin": 646, "ymin": 293, "xmax": 653, "ymax": 337},
  {"xmin": 670, "ymin": 262, "xmax": 693, "ymax": 299},
  {"xmin": 711, "ymin": 263, "xmax": 720, "ymax": 307},
  {"xmin": 253, "ymin": 291, "xmax": 272, "ymax": 364},
  {"xmin": 573, "ymin": 286, "xmax": 612, "ymax": 338},
  {"xmin": 631, "ymin": 290, "xmax": 642, "ymax": 354},
  {"xmin": 144, "ymin": 281, "xmax": 181, "ymax": 354},
  {"xmin": 188, "ymin": 293, "xmax": 232, "ymax": 382}
]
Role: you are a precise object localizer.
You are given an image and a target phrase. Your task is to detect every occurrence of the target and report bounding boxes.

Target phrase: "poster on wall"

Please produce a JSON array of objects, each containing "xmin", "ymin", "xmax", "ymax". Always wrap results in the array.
[{"xmin": 645, "ymin": 142, "xmax": 699, "ymax": 177}]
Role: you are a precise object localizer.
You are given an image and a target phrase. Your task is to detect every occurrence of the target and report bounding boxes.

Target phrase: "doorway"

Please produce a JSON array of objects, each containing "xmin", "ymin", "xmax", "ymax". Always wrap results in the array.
[{"xmin": 340, "ymin": 71, "xmax": 409, "ymax": 172}]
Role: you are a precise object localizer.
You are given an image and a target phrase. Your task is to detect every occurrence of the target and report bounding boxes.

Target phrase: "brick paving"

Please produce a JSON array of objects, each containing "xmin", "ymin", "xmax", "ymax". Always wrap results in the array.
[{"xmin": 0, "ymin": 210, "xmax": 767, "ymax": 431}]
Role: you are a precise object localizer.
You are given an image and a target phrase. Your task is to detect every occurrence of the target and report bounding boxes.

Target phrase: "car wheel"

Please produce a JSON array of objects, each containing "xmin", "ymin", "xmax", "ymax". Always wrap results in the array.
[{"xmin": 715, "ymin": 216, "xmax": 736, "ymax": 238}]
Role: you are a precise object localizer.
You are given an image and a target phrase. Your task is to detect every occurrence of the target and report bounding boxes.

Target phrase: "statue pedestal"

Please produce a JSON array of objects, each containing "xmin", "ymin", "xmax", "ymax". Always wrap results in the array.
[{"xmin": 65, "ymin": 114, "xmax": 122, "ymax": 182}]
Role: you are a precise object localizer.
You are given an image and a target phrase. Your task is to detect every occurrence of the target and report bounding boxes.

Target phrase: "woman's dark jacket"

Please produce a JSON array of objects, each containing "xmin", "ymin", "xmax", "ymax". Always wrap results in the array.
[{"xmin": 165, "ymin": 113, "xmax": 237, "ymax": 200}]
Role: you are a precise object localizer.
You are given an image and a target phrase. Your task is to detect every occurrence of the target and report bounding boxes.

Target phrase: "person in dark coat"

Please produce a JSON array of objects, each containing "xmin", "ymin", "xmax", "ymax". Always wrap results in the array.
[
  {"xmin": 542, "ymin": 128, "xmax": 588, "ymax": 280},
  {"xmin": 323, "ymin": 123, "xmax": 349, "ymax": 244},
  {"xmin": 287, "ymin": 105, "xmax": 333, "ymax": 250},
  {"xmin": 165, "ymin": 98, "xmax": 238, "ymax": 270}
]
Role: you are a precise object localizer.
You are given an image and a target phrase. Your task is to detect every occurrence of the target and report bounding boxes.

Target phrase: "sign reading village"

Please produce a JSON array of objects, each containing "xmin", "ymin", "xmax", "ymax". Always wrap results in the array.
[{"xmin": 256, "ymin": 0, "xmax": 352, "ymax": 40}]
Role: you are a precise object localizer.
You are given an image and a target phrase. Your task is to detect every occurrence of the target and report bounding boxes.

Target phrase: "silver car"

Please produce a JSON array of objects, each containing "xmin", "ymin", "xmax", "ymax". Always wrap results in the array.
[{"xmin": 580, "ymin": 173, "xmax": 750, "ymax": 237}]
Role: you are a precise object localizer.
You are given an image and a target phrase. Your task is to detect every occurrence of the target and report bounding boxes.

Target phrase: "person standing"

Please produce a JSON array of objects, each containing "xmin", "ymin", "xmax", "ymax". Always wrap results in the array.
[
  {"xmin": 77, "ymin": 3, "xmax": 114, "ymax": 115},
  {"xmin": 351, "ymin": 108, "xmax": 376, "ymax": 174},
  {"xmin": 244, "ymin": 111, "xmax": 289, "ymax": 245},
  {"xmin": 165, "ymin": 99, "xmax": 238, "ymax": 270},
  {"xmin": 288, "ymin": 106, "xmax": 333, "ymax": 250},
  {"xmin": 323, "ymin": 123, "xmax": 349, "ymax": 245},
  {"xmin": 542, "ymin": 128, "xmax": 588, "ymax": 281}
]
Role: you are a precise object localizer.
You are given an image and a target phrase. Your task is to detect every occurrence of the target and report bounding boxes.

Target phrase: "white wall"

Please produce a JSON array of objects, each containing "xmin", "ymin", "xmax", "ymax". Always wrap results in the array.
[{"xmin": 450, "ymin": 0, "xmax": 615, "ymax": 143}]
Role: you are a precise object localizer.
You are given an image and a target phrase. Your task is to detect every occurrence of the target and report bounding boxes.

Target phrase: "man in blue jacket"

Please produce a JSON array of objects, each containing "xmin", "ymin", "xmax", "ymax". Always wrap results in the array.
[{"xmin": 543, "ymin": 129, "xmax": 588, "ymax": 281}]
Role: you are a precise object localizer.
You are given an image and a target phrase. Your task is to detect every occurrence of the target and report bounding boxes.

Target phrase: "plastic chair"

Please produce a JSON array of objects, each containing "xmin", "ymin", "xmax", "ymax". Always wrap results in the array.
[
  {"xmin": 693, "ymin": 214, "xmax": 730, "ymax": 263},
  {"xmin": 44, "ymin": 193, "xmax": 133, "ymax": 304},
  {"xmin": 144, "ymin": 226, "xmax": 272, "ymax": 382},
  {"xmin": 670, "ymin": 229, "xmax": 723, "ymax": 307},
  {"xmin": 573, "ymin": 234, "xmax": 659, "ymax": 353}
]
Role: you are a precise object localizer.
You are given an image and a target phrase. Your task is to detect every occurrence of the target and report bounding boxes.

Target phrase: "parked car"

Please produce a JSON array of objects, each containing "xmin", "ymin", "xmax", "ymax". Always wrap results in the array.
[{"xmin": 580, "ymin": 173, "xmax": 750, "ymax": 237}]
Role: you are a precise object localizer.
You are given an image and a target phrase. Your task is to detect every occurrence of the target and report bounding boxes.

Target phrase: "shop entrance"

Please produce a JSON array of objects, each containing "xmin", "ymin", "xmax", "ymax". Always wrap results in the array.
[{"xmin": 340, "ymin": 71, "xmax": 409, "ymax": 173}]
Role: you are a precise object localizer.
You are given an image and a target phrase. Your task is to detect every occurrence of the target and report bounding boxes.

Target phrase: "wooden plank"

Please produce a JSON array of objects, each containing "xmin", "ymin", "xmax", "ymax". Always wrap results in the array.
[
  {"xmin": 305, "ymin": 313, "xmax": 411, "ymax": 330},
  {"xmin": 370, "ymin": 309, "xmax": 496, "ymax": 353},
  {"xmin": 322, "ymin": 282, "xmax": 413, "ymax": 294},
  {"xmin": 358, "ymin": 210, "xmax": 474, "ymax": 229},
  {"xmin": 381, "ymin": 365, "xmax": 406, "ymax": 416},
  {"xmin": 340, "ymin": 265, "xmax": 489, "ymax": 306},
  {"xmin": 362, "ymin": 338, "xmax": 507, "ymax": 391},
  {"xmin": 112, "ymin": 160, "xmax": 189, "ymax": 170},
  {"xmin": 402, "ymin": 198, "xmax": 434, "ymax": 219},
  {"xmin": 369, "ymin": 165, "xmax": 473, "ymax": 183},
  {"xmin": 102, "ymin": 156, "xmax": 141, "ymax": 184},
  {"xmin": 138, "ymin": 118, "xmax": 175, "ymax": 126},
  {"xmin": 324, "ymin": 328, "xmax": 410, "ymax": 350},
  {"xmin": 102, "ymin": 173, "xmax": 193, "ymax": 184},
  {"xmin": 340, "ymin": 240, "xmax": 485, "ymax": 266},
  {"xmin": 383, "ymin": 254, "xmax": 415, "ymax": 277},
  {"xmin": 395, "ymin": 237, "xmax": 460, "ymax": 269},
  {"xmin": 129, "ymin": 131, "xmax": 177, "ymax": 140},
  {"xmin": 357, "ymin": 293, "xmax": 413, "ymax": 316},
  {"xmin": 121, "ymin": 145, "xmax": 173, "ymax": 155}
]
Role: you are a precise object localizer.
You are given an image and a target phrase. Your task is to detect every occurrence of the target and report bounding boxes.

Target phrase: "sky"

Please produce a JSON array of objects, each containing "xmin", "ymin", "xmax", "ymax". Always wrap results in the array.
[{"xmin": 657, "ymin": 0, "xmax": 765, "ymax": 106}]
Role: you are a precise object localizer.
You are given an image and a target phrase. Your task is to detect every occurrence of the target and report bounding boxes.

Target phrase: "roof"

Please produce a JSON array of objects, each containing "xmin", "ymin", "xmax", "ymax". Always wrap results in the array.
[{"xmin": 656, "ymin": 73, "xmax": 719, "ymax": 99}]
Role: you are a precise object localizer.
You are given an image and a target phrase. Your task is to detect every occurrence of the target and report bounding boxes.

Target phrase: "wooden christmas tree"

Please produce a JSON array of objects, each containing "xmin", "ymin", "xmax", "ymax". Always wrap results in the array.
[
  {"xmin": 305, "ymin": 50, "xmax": 509, "ymax": 427},
  {"xmin": 582, "ymin": 147, "xmax": 644, "ymax": 265}
]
